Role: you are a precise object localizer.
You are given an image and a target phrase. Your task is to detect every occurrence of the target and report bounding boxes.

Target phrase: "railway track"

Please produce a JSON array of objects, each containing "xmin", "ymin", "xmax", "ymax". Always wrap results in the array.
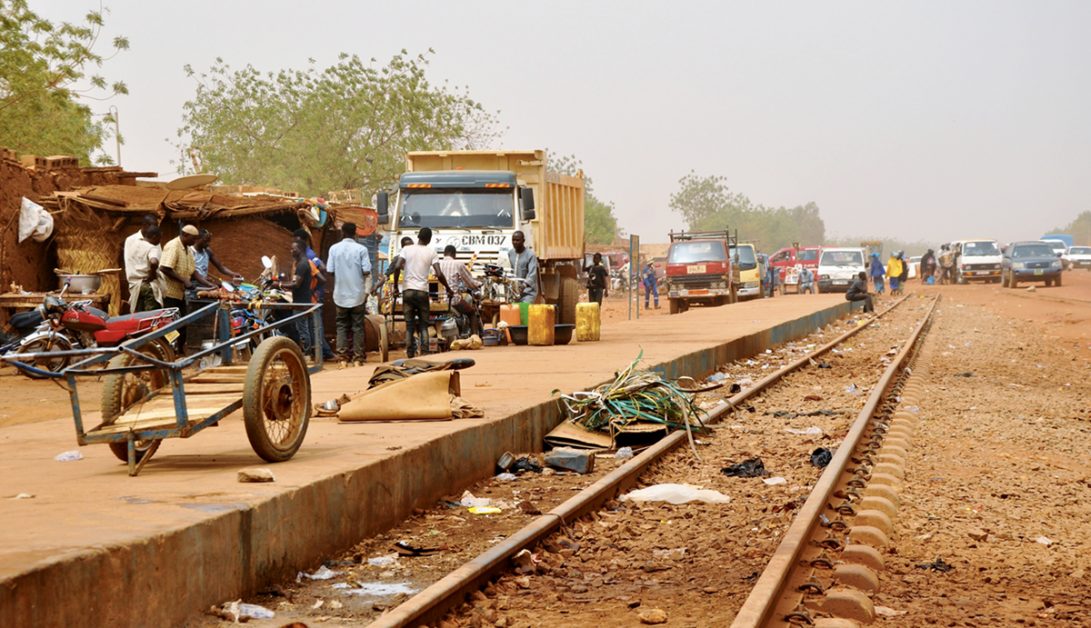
[{"xmin": 360, "ymin": 295, "xmax": 938, "ymax": 628}]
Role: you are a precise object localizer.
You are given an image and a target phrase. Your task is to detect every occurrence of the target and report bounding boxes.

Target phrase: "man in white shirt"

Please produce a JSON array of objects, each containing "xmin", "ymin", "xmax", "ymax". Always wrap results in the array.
[
  {"xmin": 389, "ymin": 227, "xmax": 451, "ymax": 357},
  {"xmin": 326, "ymin": 222, "xmax": 372, "ymax": 367},
  {"xmin": 122, "ymin": 216, "xmax": 162, "ymax": 312}
]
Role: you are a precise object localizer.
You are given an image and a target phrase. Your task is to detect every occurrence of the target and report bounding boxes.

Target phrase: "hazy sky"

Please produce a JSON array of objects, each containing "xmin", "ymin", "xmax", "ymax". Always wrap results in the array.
[{"xmin": 40, "ymin": 0, "xmax": 1091, "ymax": 244}]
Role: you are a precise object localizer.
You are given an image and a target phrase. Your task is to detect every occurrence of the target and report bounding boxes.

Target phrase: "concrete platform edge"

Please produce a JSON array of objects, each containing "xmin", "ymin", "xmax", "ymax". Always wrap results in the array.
[{"xmin": 1, "ymin": 301, "xmax": 854, "ymax": 628}]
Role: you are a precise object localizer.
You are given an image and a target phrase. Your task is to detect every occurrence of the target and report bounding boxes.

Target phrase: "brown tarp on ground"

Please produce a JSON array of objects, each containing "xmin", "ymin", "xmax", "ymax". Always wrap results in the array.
[{"xmin": 337, "ymin": 371, "xmax": 462, "ymax": 422}]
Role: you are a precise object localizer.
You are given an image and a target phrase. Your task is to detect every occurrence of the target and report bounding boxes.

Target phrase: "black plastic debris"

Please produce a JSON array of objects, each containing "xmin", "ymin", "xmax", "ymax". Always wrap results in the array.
[
  {"xmin": 511, "ymin": 456, "xmax": 543, "ymax": 474},
  {"xmin": 721, "ymin": 457, "xmax": 766, "ymax": 478},
  {"xmin": 810, "ymin": 447, "xmax": 833, "ymax": 468},
  {"xmin": 955, "ymin": 371, "xmax": 974, "ymax": 378},
  {"xmin": 817, "ymin": 361, "xmax": 832, "ymax": 369},
  {"xmin": 729, "ymin": 383, "xmax": 742, "ymax": 394},
  {"xmin": 915, "ymin": 557, "xmax": 954, "ymax": 573}
]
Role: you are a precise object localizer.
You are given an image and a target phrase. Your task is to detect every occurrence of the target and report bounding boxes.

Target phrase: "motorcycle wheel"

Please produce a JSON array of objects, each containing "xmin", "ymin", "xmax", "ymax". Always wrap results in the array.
[{"xmin": 16, "ymin": 334, "xmax": 73, "ymax": 379}]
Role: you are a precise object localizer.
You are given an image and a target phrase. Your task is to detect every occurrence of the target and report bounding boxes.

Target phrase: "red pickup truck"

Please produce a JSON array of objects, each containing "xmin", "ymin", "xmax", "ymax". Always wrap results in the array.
[{"xmin": 769, "ymin": 245, "xmax": 821, "ymax": 282}]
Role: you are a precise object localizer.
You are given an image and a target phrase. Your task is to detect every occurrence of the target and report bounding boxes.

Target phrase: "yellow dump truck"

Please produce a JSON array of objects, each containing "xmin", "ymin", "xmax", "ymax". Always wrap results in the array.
[{"xmin": 376, "ymin": 150, "xmax": 586, "ymax": 323}]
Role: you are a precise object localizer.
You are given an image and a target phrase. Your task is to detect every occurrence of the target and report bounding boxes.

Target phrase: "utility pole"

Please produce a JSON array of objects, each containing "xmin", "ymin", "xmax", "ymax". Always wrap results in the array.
[{"xmin": 108, "ymin": 105, "xmax": 121, "ymax": 166}]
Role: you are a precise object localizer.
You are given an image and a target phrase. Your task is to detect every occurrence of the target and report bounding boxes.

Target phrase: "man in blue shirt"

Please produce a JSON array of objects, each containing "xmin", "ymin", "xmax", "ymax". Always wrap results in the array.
[
  {"xmin": 507, "ymin": 231, "xmax": 539, "ymax": 303},
  {"xmin": 326, "ymin": 222, "xmax": 372, "ymax": 367},
  {"xmin": 294, "ymin": 228, "xmax": 334, "ymax": 360}
]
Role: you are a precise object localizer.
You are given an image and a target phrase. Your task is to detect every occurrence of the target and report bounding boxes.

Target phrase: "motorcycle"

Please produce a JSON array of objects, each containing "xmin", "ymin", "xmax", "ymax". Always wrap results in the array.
[{"xmin": 7, "ymin": 289, "xmax": 178, "ymax": 378}]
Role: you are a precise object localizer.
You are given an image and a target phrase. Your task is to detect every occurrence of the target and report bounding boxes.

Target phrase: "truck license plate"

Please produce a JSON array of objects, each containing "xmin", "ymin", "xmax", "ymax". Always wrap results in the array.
[
  {"xmin": 833, "ymin": 280, "xmax": 847, "ymax": 285},
  {"xmin": 1034, "ymin": 269, "xmax": 1044, "ymax": 275},
  {"xmin": 687, "ymin": 265, "xmax": 706, "ymax": 274}
]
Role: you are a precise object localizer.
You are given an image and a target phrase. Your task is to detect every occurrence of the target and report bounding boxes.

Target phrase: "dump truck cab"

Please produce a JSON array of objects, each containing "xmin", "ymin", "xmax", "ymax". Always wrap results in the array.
[
  {"xmin": 665, "ymin": 230, "xmax": 737, "ymax": 314},
  {"xmin": 378, "ymin": 150, "xmax": 585, "ymax": 324}
]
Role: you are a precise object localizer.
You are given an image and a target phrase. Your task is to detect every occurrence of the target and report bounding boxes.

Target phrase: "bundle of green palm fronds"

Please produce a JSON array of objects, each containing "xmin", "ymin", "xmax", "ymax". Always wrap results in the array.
[{"xmin": 555, "ymin": 354, "xmax": 708, "ymax": 455}]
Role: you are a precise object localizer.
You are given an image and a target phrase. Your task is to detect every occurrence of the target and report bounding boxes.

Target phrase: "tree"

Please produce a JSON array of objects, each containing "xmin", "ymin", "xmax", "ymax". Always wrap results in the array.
[
  {"xmin": 176, "ymin": 51, "xmax": 501, "ymax": 196},
  {"xmin": 548, "ymin": 151, "xmax": 620, "ymax": 244},
  {"xmin": 0, "ymin": 0, "xmax": 129, "ymax": 163},
  {"xmin": 668, "ymin": 171, "xmax": 826, "ymax": 250},
  {"xmin": 1050, "ymin": 211, "xmax": 1091, "ymax": 246}
]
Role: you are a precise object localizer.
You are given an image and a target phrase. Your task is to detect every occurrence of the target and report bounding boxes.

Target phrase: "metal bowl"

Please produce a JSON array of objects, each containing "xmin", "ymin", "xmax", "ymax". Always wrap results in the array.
[{"xmin": 57, "ymin": 274, "xmax": 102, "ymax": 294}]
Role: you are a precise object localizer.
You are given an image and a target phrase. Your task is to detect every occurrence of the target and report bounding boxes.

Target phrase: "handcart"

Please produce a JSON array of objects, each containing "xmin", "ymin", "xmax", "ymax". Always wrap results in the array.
[{"xmin": 1, "ymin": 299, "xmax": 323, "ymax": 476}]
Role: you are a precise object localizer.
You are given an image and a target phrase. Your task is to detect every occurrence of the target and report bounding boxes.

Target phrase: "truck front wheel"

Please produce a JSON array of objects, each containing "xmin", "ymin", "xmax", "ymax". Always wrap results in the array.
[{"xmin": 558, "ymin": 276, "xmax": 578, "ymax": 324}]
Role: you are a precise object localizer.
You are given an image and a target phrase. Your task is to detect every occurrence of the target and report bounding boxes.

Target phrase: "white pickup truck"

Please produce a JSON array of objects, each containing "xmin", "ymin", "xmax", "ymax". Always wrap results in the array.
[
  {"xmin": 816, "ymin": 247, "xmax": 866, "ymax": 293},
  {"xmin": 955, "ymin": 239, "xmax": 1002, "ymax": 284}
]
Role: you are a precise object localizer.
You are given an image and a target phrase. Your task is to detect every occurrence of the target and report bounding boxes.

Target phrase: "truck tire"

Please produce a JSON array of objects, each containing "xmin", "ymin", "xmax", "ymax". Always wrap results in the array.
[
  {"xmin": 558, "ymin": 276, "xmax": 578, "ymax": 325},
  {"xmin": 668, "ymin": 298, "xmax": 685, "ymax": 315}
]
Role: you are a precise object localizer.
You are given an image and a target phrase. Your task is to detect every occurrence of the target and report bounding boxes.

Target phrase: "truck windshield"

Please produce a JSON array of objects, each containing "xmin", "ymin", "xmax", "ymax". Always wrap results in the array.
[
  {"xmin": 1012, "ymin": 244, "xmax": 1054, "ymax": 258},
  {"xmin": 398, "ymin": 189, "xmax": 515, "ymax": 229},
  {"xmin": 963, "ymin": 241, "xmax": 999, "ymax": 256},
  {"xmin": 669, "ymin": 241, "xmax": 726, "ymax": 264},
  {"xmin": 820, "ymin": 251, "xmax": 863, "ymax": 267},
  {"xmin": 797, "ymin": 249, "xmax": 819, "ymax": 262},
  {"xmin": 1070, "ymin": 247, "xmax": 1091, "ymax": 254},
  {"xmin": 729, "ymin": 245, "xmax": 757, "ymax": 270}
]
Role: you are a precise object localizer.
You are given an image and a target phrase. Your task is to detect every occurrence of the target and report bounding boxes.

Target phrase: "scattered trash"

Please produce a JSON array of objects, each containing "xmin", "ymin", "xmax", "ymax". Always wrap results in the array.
[
  {"xmin": 844, "ymin": 383, "xmax": 860, "ymax": 395},
  {"xmin": 762, "ymin": 476, "xmax": 787, "ymax": 486},
  {"xmin": 54, "ymin": 450, "xmax": 83, "ymax": 462},
  {"xmin": 459, "ymin": 490, "xmax": 492, "ymax": 508},
  {"xmin": 299, "ymin": 565, "xmax": 340, "ymax": 581},
  {"xmin": 11, "ymin": 493, "xmax": 35, "ymax": 499},
  {"xmin": 652, "ymin": 547, "xmax": 687, "ymax": 561},
  {"xmin": 512, "ymin": 549, "xmax": 538, "ymax": 574},
  {"xmin": 620, "ymin": 483, "xmax": 730, "ymax": 504},
  {"xmin": 729, "ymin": 383, "xmax": 742, "ymax": 394},
  {"xmin": 496, "ymin": 451, "xmax": 515, "ymax": 472},
  {"xmin": 874, "ymin": 606, "xmax": 907, "ymax": 617},
  {"xmin": 495, "ymin": 472, "xmax": 517, "ymax": 481},
  {"xmin": 968, "ymin": 528, "xmax": 989, "ymax": 542},
  {"xmin": 904, "ymin": 405, "xmax": 920, "ymax": 414},
  {"xmin": 615, "ymin": 446, "xmax": 635, "ymax": 460},
  {"xmin": 785, "ymin": 426, "xmax": 823, "ymax": 436},
  {"xmin": 955, "ymin": 371, "xmax": 974, "ymax": 378},
  {"xmin": 544, "ymin": 447, "xmax": 595, "ymax": 474},
  {"xmin": 328, "ymin": 599, "xmax": 343, "ymax": 610},
  {"xmin": 721, "ymin": 457, "xmax": 766, "ymax": 478},
  {"xmin": 210, "ymin": 600, "xmax": 276, "ymax": 622},
  {"xmin": 915, "ymin": 557, "xmax": 954, "ymax": 572},
  {"xmin": 367, "ymin": 554, "xmax": 399, "ymax": 567},
  {"xmin": 707, "ymin": 372, "xmax": 727, "ymax": 383},
  {"xmin": 803, "ymin": 394, "xmax": 823, "ymax": 401},
  {"xmin": 817, "ymin": 361, "xmax": 832, "ymax": 369},
  {"xmin": 237, "ymin": 468, "xmax": 276, "ymax": 483},
  {"xmin": 511, "ymin": 456, "xmax": 543, "ymax": 474},
  {"xmin": 736, "ymin": 377, "xmax": 754, "ymax": 388},
  {"xmin": 1036, "ymin": 536, "xmax": 1054, "ymax": 547},
  {"xmin": 394, "ymin": 541, "xmax": 442, "ymax": 557},
  {"xmin": 638, "ymin": 607, "xmax": 669, "ymax": 624},
  {"xmin": 1026, "ymin": 285, "xmax": 1036, "ymax": 292},
  {"xmin": 341, "ymin": 582, "xmax": 418, "ymax": 597},
  {"xmin": 468, "ymin": 506, "xmax": 502, "ymax": 515},
  {"xmin": 311, "ymin": 600, "xmax": 324, "ymax": 610},
  {"xmin": 810, "ymin": 447, "xmax": 833, "ymax": 468}
]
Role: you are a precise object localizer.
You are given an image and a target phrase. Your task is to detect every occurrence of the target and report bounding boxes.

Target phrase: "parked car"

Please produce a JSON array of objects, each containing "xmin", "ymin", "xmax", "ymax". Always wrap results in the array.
[
  {"xmin": 769, "ymin": 245, "xmax": 821, "ymax": 282},
  {"xmin": 730, "ymin": 242, "xmax": 762, "ymax": 300},
  {"xmin": 816, "ymin": 247, "xmax": 866, "ymax": 293},
  {"xmin": 955, "ymin": 239, "xmax": 1003, "ymax": 284},
  {"xmin": 1062, "ymin": 245, "xmax": 1091, "ymax": 271},
  {"xmin": 1041, "ymin": 239, "xmax": 1068, "ymax": 258},
  {"xmin": 1001, "ymin": 241, "xmax": 1063, "ymax": 288}
]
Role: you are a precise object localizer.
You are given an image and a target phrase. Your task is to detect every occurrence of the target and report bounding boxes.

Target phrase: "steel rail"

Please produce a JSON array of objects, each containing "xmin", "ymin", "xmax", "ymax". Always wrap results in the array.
[
  {"xmin": 730, "ymin": 295, "xmax": 938, "ymax": 627},
  {"xmin": 368, "ymin": 296, "xmax": 911, "ymax": 628}
]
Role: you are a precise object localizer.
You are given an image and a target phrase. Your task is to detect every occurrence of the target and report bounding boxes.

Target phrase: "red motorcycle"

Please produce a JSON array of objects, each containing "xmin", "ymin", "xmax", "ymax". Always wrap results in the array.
[{"xmin": 9, "ymin": 291, "xmax": 178, "ymax": 378}]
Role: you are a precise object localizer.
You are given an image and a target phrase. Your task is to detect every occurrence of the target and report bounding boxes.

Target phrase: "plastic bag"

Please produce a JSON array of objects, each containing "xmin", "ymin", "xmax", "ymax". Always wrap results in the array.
[
  {"xmin": 620, "ymin": 483, "xmax": 730, "ymax": 504},
  {"xmin": 18, "ymin": 197, "xmax": 53, "ymax": 243}
]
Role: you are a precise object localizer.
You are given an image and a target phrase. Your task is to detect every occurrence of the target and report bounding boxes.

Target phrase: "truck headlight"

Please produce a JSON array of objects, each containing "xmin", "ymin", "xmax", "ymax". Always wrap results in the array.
[
  {"xmin": 820, "ymin": 274, "xmax": 830, "ymax": 280},
  {"xmin": 1012, "ymin": 262, "xmax": 1026, "ymax": 270}
]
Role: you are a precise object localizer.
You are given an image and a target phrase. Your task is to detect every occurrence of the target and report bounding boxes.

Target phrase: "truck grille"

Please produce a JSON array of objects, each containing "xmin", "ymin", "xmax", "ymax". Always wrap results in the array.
[
  {"xmin": 1026, "ymin": 261, "xmax": 1051, "ymax": 269},
  {"xmin": 964, "ymin": 263, "xmax": 1000, "ymax": 271},
  {"xmin": 669, "ymin": 274, "xmax": 723, "ymax": 285}
]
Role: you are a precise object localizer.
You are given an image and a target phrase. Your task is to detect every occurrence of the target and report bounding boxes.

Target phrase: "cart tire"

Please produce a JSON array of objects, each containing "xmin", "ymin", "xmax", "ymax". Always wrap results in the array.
[
  {"xmin": 15, "ymin": 333, "xmax": 73, "ymax": 379},
  {"xmin": 243, "ymin": 336, "xmax": 310, "ymax": 462},
  {"xmin": 101, "ymin": 339, "xmax": 174, "ymax": 463},
  {"xmin": 558, "ymin": 276, "xmax": 578, "ymax": 325},
  {"xmin": 379, "ymin": 319, "xmax": 390, "ymax": 363}
]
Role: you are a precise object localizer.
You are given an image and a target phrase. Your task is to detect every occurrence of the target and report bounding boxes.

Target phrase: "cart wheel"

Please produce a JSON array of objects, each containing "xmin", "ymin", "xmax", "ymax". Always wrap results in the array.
[
  {"xmin": 15, "ymin": 334, "xmax": 73, "ymax": 379},
  {"xmin": 243, "ymin": 336, "xmax": 310, "ymax": 462},
  {"xmin": 101, "ymin": 339, "xmax": 174, "ymax": 463},
  {"xmin": 379, "ymin": 319, "xmax": 390, "ymax": 363}
]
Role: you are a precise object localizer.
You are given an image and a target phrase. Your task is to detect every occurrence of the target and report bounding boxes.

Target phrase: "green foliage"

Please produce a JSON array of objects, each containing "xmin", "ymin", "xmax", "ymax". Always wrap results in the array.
[
  {"xmin": 176, "ymin": 51, "xmax": 501, "ymax": 196},
  {"xmin": 669, "ymin": 172, "xmax": 826, "ymax": 251},
  {"xmin": 0, "ymin": 0, "xmax": 128, "ymax": 163},
  {"xmin": 549, "ymin": 151, "xmax": 619, "ymax": 244},
  {"xmin": 1050, "ymin": 211, "xmax": 1091, "ymax": 246},
  {"xmin": 824, "ymin": 236, "xmax": 933, "ymax": 257}
]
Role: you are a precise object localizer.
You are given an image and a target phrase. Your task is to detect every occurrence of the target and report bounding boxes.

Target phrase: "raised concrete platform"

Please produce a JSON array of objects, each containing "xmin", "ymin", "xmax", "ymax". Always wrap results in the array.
[{"xmin": 0, "ymin": 296, "xmax": 856, "ymax": 627}]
